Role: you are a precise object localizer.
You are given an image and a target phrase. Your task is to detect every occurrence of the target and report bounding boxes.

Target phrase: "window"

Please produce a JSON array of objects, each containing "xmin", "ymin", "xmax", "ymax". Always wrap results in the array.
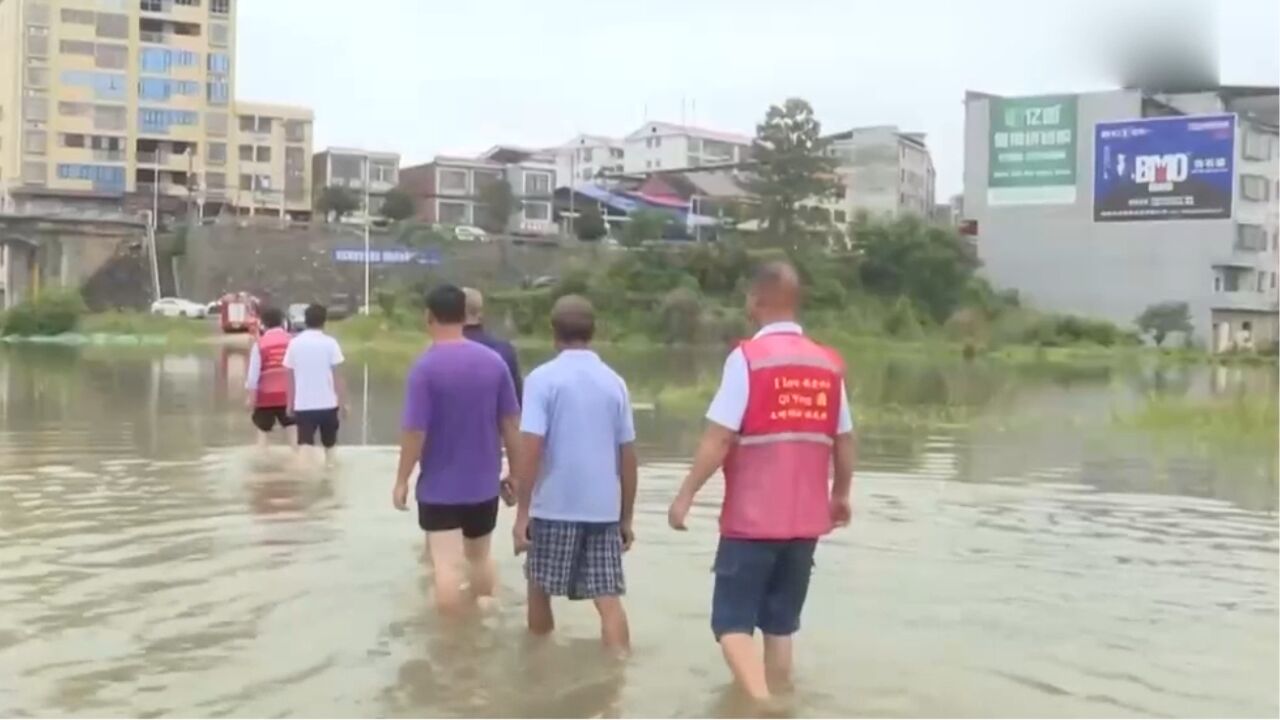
[
  {"xmin": 139, "ymin": 77, "xmax": 170, "ymax": 100},
  {"xmin": 284, "ymin": 120, "xmax": 307, "ymax": 143},
  {"xmin": 205, "ymin": 171, "xmax": 225, "ymax": 190},
  {"xmin": 211, "ymin": 0, "xmax": 230, "ymax": 14},
  {"xmin": 60, "ymin": 39, "xmax": 96, "ymax": 55},
  {"xmin": 24, "ymin": 130, "xmax": 47, "ymax": 155},
  {"xmin": 1243, "ymin": 131, "xmax": 1274, "ymax": 161},
  {"xmin": 23, "ymin": 160, "xmax": 48, "ymax": 185},
  {"xmin": 61, "ymin": 70, "xmax": 127, "ymax": 99},
  {"xmin": 1272, "ymin": 272, "xmax": 1277, "ymax": 290},
  {"xmin": 209, "ymin": 22, "xmax": 229, "ymax": 46},
  {"xmin": 255, "ymin": 146, "xmax": 271, "ymax": 162},
  {"xmin": 175, "ymin": 50, "xmax": 198, "ymax": 66},
  {"xmin": 438, "ymin": 201, "xmax": 469, "ymax": 224},
  {"xmin": 93, "ymin": 105, "xmax": 126, "ymax": 131},
  {"xmin": 371, "ymin": 162, "xmax": 395, "ymax": 183},
  {"xmin": 57, "ymin": 163, "xmax": 125, "ymax": 190},
  {"xmin": 58, "ymin": 101, "xmax": 91, "ymax": 116},
  {"xmin": 238, "ymin": 115, "xmax": 271, "ymax": 133},
  {"xmin": 472, "ymin": 170, "xmax": 501, "ymax": 191},
  {"xmin": 239, "ymin": 174, "xmax": 270, "ymax": 190},
  {"xmin": 654, "ymin": 136, "xmax": 662, "ymax": 147},
  {"xmin": 206, "ymin": 112, "xmax": 227, "ymax": 137},
  {"xmin": 439, "ymin": 169, "xmax": 468, "ymax": 192},
  {"xmin": 523, "ymin": 201, "xmax": 551, "ymax": 221},
  {"xmin": 523, "ymin": 171, "xmax": 551, "ymax": 195},
  {"xmin": 1241, "ymin": 174, "xmax": 1270, "ymax": 201},
  {"xmin": 580, "ymin": 147, "xmax": 593, "ymax": 162},
  {"xmin": 26, "ymin": 29, "xmax": 49, "ymax": 57},
  {"xmin": 207, "ymin": 142, "xmax": 226, "ymax": 165},
  {"xmin": 174, "ymin": 0, "xmax": 201, "ymax": 6},
  {"xmin": 207, "ymin": 52, "xmax": 230, "ymax": 74},
  {"xmin": 27, "ymin": 2, "xmax": 52, "ymax": 25},
  {"xmin": 206, "ymin": 81, "xmax": 229, "ymax": 105},
  {"xmin": 141, "ymin": 0, "xmax": 167, "ymax": 11},
  {"xmin": 61, "ymin": 133, "xmax": 86, "ymax": 148},
  {"xmin": 610, "ymin": 148, "xmax": 623, "ymax": 159},
  {"xmin": 238, "ymin": 144, "xmax": 253, "ymax": 161},
  {"xmin": 1236, "ymin": 224, "xmax": 1268, "ymax": 252},
  {"xmin": 61, "ymin": 8, "xmax": 96, "ymax": 23},
  {"xmin": 94, "ymin": 12, "xmax": 128, "ymax": 39},
  {"xmin": 1258, "ymin": 272, "xmax": 1267, "ymax": 293},
  {"xmin": 23, "ymin": 96, "xmax": 48, "ymax": 121},
  {"xmin": 25, "ymin": 67, "xmax": 49, "ymax": 87},
  {"xmin": 94, "ymin": 43, "xmax": 126, "ymax": 69},
  {"xmin": 138, "ymin": 108, "xmax": 197, "ymax": 133}
]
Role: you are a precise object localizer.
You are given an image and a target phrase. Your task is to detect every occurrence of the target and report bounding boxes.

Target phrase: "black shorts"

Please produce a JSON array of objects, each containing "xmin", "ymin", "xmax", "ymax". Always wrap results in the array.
[
  {"xmin": 294, "ymin": 408, "xmax": 340, "ymax": 448},
  {"xmin": 251, "ymin": 406, "xmax": 295, "ymax": 432},
  {"xmin": 418, "ymin": 497, "xmax": 500, "ymax": 538}
]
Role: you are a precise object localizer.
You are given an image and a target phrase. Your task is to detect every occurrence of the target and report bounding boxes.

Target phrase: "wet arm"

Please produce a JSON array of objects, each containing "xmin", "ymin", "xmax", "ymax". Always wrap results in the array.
[
  {"xmin": 619, "ymin": 443, "xmax": 638, "ymax": 525},
  {"xmin": 512, "ymin": 433, "xmax": 544, "ymax": 517},
  {"xmin": 833, "ymin": 432, "xmax": 856, "ymax": 499},
  {"xmin": 396, "ymin": 430, "xmax": 425, "ymax": 487},
  {"xmin": 244, "ymin": 344, "xmax": 261, "ymax": 403},
  {"xmin": 284, "ymin": 369, "xmax": 295, "ymax": 414},
  {"xmin": 675, "ymin": 423, "xmax": 737, "ymax": 501}
]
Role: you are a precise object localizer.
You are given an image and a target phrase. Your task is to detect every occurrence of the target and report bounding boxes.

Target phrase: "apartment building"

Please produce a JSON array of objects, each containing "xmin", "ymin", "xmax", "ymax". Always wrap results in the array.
[
  {"xmin": 964, "ymin": 86, "xmax": 1280, "ymax": 351},
  {"xmin": 0, "ymin": 0, "xmax": 237, "ymax": 217},
  {"xmin": 821, "ymin": 126, "xmax": 937, "ymax": 220},
  {"xmin": 622, "ymin": 121, "xmax": 752, "ymax": 173},
  {"xmin": 400, "ymin": 145, "xmax": 556, "ymax": 235},
  {"xmin": 312, "ymin": 146, "xmax": 399, "ymax": 220},
  {"xmin": 229, "ymin": 100, "xmax": 312, "ymax": 219},
  {"xmin": 551, "ymin": 134, "xmax": 623, "ymax": 188}
]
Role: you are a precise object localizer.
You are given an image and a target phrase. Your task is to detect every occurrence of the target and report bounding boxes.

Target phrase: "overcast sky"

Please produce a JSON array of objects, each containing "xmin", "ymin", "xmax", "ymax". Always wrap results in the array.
[{"xmin": 236, "ymin": 0, "xmax": 1279, "ymax": 197}]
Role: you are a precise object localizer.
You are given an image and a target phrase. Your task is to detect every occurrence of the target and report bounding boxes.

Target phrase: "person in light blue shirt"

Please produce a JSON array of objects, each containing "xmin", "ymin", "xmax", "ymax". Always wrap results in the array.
[{"xmin": 511, "ymin": 295, "xmax": 637, "ymax": 651}]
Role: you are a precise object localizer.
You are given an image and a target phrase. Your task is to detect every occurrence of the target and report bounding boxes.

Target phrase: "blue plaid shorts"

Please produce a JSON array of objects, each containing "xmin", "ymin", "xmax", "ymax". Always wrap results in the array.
[{"xmin": 526, "ymin": 518, "xmax": 625, "ymax": 600}]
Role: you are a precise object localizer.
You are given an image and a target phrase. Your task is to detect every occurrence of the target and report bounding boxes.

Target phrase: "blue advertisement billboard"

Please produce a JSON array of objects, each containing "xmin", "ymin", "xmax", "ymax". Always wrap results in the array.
[{"xmin": 1093, "ymin": 114, "xmax": 1235, "ymax": 222}]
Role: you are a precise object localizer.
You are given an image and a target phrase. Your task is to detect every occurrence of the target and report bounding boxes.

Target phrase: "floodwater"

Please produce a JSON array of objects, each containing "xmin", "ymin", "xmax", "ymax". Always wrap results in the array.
[{"xmin": 0, "ymin": 343, "xmax": 1275, "ymax": 718}]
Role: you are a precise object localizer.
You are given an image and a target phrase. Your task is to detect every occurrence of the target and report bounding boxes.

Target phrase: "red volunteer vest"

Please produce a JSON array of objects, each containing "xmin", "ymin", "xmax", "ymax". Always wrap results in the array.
[
  {"xmin": 721, "ymin": 331, "xmax": 844, "ymax": 540},
  {"xmin": 255, "ymin": 328, "xmax": 291, "ymax": 408}
]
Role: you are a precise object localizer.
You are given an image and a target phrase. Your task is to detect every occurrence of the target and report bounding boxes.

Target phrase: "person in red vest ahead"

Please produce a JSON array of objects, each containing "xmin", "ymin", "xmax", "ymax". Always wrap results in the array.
[
  {"xmin": 244, "ymin": 306, "xmax": 296, "ymax": 449},
  {"xmin": 668, "ymin": 261, "xmax": 856, "ymax": 703}
]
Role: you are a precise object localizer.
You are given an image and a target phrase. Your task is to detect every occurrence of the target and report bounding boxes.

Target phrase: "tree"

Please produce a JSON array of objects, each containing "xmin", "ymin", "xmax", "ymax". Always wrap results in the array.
[
  {"xmin": 856, "ymin": 215, "xmax": 980, "ymax": 324},
  {"xmin": 1136, "ymin": 301, "xmax": 1193, "ymax": 347},
  {"xmin": 575, "ymin": 205, "xmax": 608, "ymax": 241},
  {"xmin": 317, "ymin": 185, "xmax": 359, "ymax": 220},
  {"xmin": 476, "ymin": 178, "xmax": 516, "ymax": 233},
  {"xmin": 379, "ymin": 188, "xmax": 415, "ymax": 222},
  {"xmin": 744, "ymin": 97, "xmax": 839, "ymax": 246},
  {"xmin": 621, "ymin": 209, "xmax": 669, "ymax": 247}
]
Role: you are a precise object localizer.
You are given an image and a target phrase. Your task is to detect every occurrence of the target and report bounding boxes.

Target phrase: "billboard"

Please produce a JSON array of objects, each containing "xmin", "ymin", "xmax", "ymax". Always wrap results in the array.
[
  {"xmin": 1093, "ymin": 114, "xmax": 1235, "ymax": 222},
  {"xmin": 332, "ymin": 248, "xmax": 441, "ymax": 265},
  {"xmin": 988, "ymin": 95, "xmax": 1078, "ymax": 205}
]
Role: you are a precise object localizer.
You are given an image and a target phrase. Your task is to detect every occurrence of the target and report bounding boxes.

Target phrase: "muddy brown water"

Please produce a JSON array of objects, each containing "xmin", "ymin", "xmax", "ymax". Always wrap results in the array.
[{"xmin": 0, "ymin": 344, "xmax": 1275, "ymax": 717}]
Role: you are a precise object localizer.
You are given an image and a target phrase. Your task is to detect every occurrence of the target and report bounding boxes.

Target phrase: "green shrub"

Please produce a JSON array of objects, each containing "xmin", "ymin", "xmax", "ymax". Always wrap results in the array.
[
  {"xmin": 883, "ymin": 296, "xmax": 925, "ymax": 340},
  {"xmin": 2, "ymin": 289, "xmax": 87, "ymax": 336},
  {"xmin": 657, "ymin": 287, "xmax": 703, "ymax": 344}
]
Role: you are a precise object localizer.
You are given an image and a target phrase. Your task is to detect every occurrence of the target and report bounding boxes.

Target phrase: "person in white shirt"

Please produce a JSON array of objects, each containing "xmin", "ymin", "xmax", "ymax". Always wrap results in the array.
[{"xmin": 283, "ymin": 304, "xmax": 347, "ymax": 465}]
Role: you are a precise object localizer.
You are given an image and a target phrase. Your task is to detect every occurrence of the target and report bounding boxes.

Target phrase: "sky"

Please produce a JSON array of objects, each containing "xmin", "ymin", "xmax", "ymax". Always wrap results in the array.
[{"xmin": 236, "ymin": 0, "xmax": 1280, "ymax": 198}]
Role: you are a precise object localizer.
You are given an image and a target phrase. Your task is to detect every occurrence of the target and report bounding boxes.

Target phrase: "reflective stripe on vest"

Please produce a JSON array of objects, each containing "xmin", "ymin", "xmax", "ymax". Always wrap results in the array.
[
  {"xmin": 746, "ymin": 353, "xmax": 842, "ymax": 373},
  {"xmin": 737, "ymin": 431, "xmax": 834, "ymax": 447}
]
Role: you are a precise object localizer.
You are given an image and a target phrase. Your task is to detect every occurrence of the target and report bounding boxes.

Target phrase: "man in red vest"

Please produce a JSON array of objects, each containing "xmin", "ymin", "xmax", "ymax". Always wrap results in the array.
[
  {"xmin": 668, "ymin": 261, "xmax": 856, "ymax": 703},
  {"xmin": 244, "ymin": 306, "xmax": 296, "ymax": 449}
]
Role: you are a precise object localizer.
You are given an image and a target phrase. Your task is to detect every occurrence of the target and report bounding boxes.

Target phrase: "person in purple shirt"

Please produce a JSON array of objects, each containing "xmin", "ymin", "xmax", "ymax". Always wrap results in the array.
[
  {"xmin": 462, "ymin": 287, "xmax": 522, "ymax": 400},
  {"xmin": 393, "ymin": 284, "xmax": 521, "ymax": 613}
]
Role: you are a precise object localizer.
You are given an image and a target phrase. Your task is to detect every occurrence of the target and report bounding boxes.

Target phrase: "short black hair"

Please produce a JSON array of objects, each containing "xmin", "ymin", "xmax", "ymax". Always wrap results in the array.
[
  {"xmin": 426, "ymin": 284, "xmax": 467, "ymax": 325},
  {"xmin": 260, "ymin": 306, "xmax": 284, "ymax": 328},
  {"xmin": 551, "ymin": 295, "xmax": 595, "ymax": 344},
  {"xmin": 304, "ymin": 303, "xmax": 328, "ymax": 329}
]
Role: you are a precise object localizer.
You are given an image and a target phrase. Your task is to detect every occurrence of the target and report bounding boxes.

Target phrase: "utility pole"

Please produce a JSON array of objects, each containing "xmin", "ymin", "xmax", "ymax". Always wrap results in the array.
[{"xmin": 362, "ymin": 153, "xmax": 371, "ymax": 315}]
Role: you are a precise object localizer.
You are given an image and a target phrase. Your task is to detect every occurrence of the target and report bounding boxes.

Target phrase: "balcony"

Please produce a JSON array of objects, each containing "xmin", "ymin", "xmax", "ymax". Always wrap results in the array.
[{"xmin": 1212, "ymin": 290, "xmax": 1280, "ymax": 313}]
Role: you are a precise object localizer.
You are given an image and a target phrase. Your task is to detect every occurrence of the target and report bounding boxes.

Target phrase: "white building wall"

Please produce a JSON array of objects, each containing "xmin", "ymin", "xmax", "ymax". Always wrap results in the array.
[{"xmin": 553, "ymin": 135, "xmax": 624, "ymax": 188}]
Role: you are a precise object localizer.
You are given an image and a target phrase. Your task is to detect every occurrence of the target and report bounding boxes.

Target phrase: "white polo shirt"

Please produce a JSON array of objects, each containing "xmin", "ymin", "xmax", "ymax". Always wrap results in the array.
[
  {"xmin": 282, "ymin": 329, "xmax": 345, "ymax": 411},
  {"xmin": 705, "ymin": 321, "xmax": 854, "ymax": 433}
]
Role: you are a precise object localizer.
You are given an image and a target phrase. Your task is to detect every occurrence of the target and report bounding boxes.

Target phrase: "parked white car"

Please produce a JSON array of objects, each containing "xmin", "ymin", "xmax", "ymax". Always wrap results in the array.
[
  {"xmin": 150, "ymin": 297, "xmax": 208, "ymax": 319},
  {"xmin": 454, "ymin": 225, "xmax": 489, "ymax": 242}
]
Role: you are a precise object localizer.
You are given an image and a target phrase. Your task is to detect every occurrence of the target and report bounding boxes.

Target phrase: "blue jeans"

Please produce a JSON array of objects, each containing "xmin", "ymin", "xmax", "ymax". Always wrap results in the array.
[{"xmin": 710, "ymin": 536, "xmax": 818, "ymax": 639}]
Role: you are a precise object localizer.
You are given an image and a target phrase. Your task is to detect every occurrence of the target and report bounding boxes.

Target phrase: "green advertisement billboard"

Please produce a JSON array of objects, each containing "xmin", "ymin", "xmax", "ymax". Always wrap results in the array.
[{"xmin": 988, "ymin": 95, "xmax": 1078, "ymax": 205}]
